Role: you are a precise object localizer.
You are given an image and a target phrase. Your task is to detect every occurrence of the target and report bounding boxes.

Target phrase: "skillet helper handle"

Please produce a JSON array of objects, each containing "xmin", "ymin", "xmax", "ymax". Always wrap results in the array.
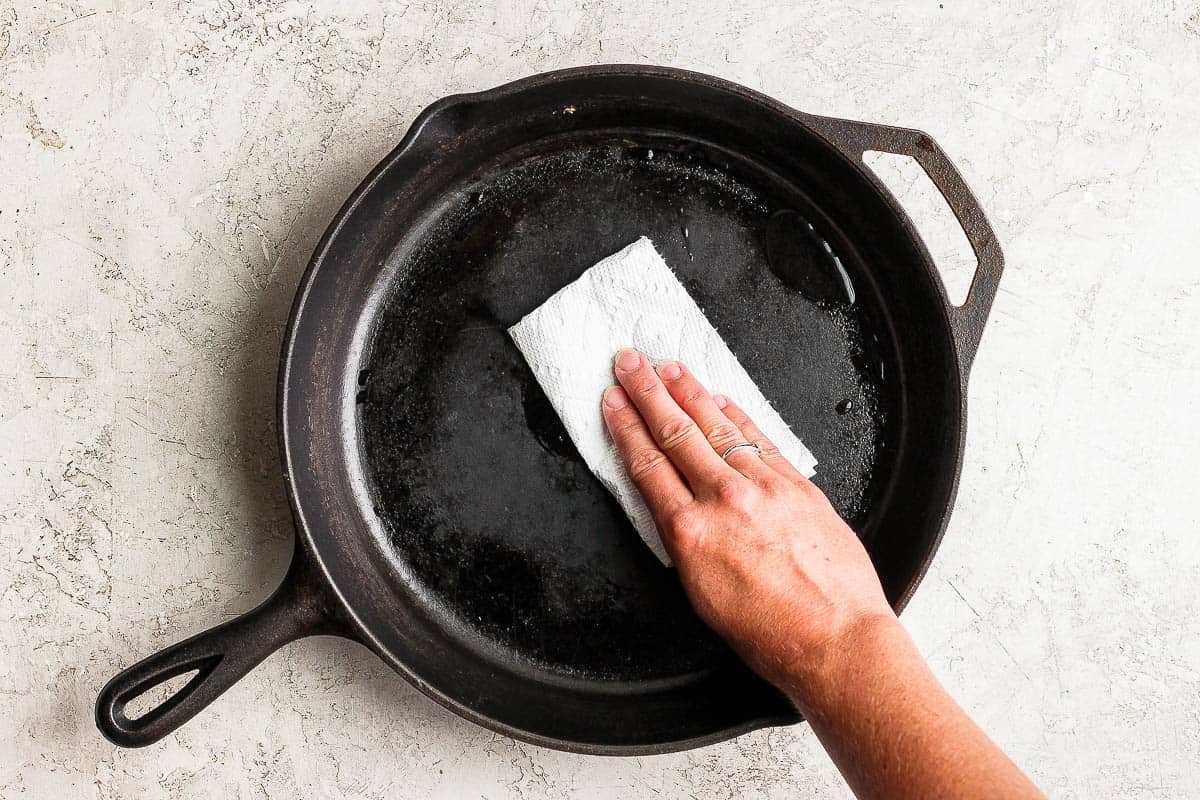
[
  {"xmin": 96, "ymin": 554, "xmax": 331, "ymax": 747},
  {"xmin": 803, "ymin": 114, "xmax": 1005, "ymax": 373}
]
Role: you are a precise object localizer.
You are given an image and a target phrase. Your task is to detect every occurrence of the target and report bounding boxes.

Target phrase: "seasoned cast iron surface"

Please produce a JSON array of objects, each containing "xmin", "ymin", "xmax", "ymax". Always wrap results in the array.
[{"xmin": 359, "ymin": 136, "xmax": 899, "ymax": 680}]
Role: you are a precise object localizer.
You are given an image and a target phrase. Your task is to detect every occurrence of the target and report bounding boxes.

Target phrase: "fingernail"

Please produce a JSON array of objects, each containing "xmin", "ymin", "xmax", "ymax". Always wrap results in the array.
[
  {"xmin": 603, "ymin": 386, "xmax": 629, "ymax": 410},
  {"xmin": 713, "ymin": 394, "xmax": 729, "ymax": 409},
  {"xmin": 657, "ymin": 360, "xmax": 682, "ymax": 380},
  {"xmin": 614, "ymin": 349, "xmax": 641, "ymax": 372}
]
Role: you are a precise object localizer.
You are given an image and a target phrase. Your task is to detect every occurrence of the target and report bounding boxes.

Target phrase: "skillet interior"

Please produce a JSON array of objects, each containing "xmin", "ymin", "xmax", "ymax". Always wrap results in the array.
[
  {"xmin": 360, "ymin": 134, "xmax": 900, "ymax": 680},
  {"xmin": 287, "ymin": 69, "xmax": 963, "ymax": 750}
]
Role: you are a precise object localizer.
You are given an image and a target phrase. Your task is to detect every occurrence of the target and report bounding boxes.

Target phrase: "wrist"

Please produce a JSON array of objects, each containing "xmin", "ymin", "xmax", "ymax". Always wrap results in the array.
[{"xmin": 780, "ymin": 609, "xmax": 908, "ymax": 718}]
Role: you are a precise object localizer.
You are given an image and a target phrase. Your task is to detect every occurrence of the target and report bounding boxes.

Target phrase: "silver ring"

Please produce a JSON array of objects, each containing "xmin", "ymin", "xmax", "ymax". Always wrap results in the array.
[{"xmin": 721, "ymin": 442, "xmax": 762, "ymax": 461}]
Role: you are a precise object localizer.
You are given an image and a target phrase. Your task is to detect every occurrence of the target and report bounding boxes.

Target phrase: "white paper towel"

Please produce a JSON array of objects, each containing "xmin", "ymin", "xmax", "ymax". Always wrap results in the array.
[{"xmin": 508, "ymin": 237, "xmax": 817, "ymax": 564}]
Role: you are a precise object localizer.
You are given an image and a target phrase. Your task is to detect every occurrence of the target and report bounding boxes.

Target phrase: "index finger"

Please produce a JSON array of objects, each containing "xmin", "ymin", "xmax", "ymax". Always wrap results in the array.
[
  {"xmin": 601, "ymin": 386, "xmax": 693, "ymax": 521},
  {"xmin": 612, "ymin": 348, "xmax": 738, "ymax": 491}
]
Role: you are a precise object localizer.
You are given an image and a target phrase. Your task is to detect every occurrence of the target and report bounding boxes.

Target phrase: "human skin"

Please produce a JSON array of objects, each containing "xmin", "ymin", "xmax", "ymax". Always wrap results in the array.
[{"xmin": 600, "ymin": 348, "xmax": 1043, "ymax": 800}]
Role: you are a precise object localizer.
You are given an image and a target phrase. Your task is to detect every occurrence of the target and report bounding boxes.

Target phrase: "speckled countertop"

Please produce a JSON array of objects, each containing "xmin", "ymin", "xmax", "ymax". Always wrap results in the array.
[{"xmin": 2, "ymin": 1, "xmax": 1198, "ymax": 797}]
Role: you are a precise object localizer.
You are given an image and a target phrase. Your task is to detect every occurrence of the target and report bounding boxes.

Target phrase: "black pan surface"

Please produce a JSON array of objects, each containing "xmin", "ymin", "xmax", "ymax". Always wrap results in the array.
[{"xmin": 360, "ymin": 137, "xmax": 897, "ymax": 681}]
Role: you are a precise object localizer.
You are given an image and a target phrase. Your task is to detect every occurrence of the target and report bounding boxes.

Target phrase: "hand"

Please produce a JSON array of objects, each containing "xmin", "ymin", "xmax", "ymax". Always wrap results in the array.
[
  {"xmin": 600, "ymin": 348, "xmax": 895, "ymax": 704},
  {"xmin": 601, "ymin": 349, "xmax": 1044, "ymax": 800}
]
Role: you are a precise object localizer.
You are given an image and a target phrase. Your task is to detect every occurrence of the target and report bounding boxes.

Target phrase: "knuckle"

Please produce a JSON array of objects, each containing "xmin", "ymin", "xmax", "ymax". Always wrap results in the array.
[
  {"xmin": 758, "ymin": 441, "xmax": 784, "ymax": 460},
  {"xmin": 627, "ymin": 447, "xmax": 669, "ymax": 481},
  {"xmin": 614, "ymin": 415, "xmax": 645, "ymax": 438},
  {"xmin": 612, "ymin": 420, "xmax": 648, "ymax": 446},
  {"xmin": 796, "ymin": 476, "xmax": 825, "ymax": 500},
  {"xmin": 704, "ymin": 420, "xmax": 742, "ymax": 446},
  {"xmin": 658, "ymin": 417, "xmax": 698, "ymax": 449},
  {"xmin": 664, "ymin": 506, "xmax": 700, "ymax": 539},
  {"xmin": 759, "ymin": 474, "xmax": 789, "ymax": 498},
  {"xmin": 790, "ymin": 476, "xmax": 827, "ymax": 505},
  {"xmin": 629, "ymin": 376, "xmax": 659, "ymax": 398},
  {"xmin": 682, "ymin": 385, "xmax": 709, "ymax": 406},
  {"xmin": 712, "ymin": 475, "xmax": 748, "ymax": 506}
]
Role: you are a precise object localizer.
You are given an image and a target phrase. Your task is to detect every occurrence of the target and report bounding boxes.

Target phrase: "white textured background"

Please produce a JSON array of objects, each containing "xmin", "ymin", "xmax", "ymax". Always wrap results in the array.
[{"xmin": 2, "ymin": 1, "xmax": 1198, "ymax": 797}]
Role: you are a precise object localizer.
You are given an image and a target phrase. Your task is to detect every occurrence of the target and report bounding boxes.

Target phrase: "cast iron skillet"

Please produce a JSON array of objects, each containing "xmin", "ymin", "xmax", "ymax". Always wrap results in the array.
[{"xmin": 96, "ymin": 65, "xmax": 1003, "ymax": 753}]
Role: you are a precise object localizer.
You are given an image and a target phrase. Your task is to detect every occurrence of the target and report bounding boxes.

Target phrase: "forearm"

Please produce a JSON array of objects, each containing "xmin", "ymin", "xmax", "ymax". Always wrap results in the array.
[{"xmin": 783, "ymin": 614, "xmax": 1043, "ymax": 800}]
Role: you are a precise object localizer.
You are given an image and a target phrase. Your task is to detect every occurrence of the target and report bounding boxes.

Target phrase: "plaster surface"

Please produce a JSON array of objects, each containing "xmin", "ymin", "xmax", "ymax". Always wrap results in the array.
[{"xmin": 2, "ymin": 1, "xmax": 1198, "ymax": 797}]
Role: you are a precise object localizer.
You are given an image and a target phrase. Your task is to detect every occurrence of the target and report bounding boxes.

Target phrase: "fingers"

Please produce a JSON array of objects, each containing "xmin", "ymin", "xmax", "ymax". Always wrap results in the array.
[
  {"xmin": 601, "ymin": 386, "xmax": 693, "ymax": 520},
  {"xmin": 713, "ymin": 394, "xmax": 812, "ymax": 486},
  {"xmin": 656, "ymin": 360, "xmax": 780, "ymax": 487},
  {"xmin": 612, "ymin": 349, "xmax": 736, "ymax": 490}
]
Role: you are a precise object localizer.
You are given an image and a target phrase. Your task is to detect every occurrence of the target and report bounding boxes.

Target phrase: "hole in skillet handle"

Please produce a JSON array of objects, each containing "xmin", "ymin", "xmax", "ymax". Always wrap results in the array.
[
  {"xmin": 114, "ymin": 657, "xmax": 221, "ymax": 726},
  {"xmin": 801, "ymin": 113, "xmax": 1005, "ymax": 373},
  {"xmin": 123, "ymin": 667, "xmax": 200, "ymax": 722},
  {"xmin": 863, "ymin": 150, "xmax": 977, "ymax": 307}
]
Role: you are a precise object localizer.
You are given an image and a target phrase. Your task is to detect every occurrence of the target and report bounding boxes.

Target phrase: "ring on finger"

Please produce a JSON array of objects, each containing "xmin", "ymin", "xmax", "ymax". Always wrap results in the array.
[{"xmin": 721, "ymin": 441, "xmax": 762, "ymax": 461}]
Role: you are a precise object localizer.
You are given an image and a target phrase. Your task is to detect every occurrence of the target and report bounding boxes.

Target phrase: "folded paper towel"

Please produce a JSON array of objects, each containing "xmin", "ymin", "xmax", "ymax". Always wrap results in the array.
[{"xmin": 508, "ymin": 237, "xmax": 817, "ymax": 564}]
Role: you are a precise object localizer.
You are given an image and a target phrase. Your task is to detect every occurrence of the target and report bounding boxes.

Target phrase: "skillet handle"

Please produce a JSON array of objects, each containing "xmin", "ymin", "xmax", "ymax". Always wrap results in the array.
[
  {"xmin": 802, "ymin": 114, "xmax": 1005, "ymax": 373},
  {"xmin": 96, "ymin": 552, "xmax": 335, "ymax": 747}
]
